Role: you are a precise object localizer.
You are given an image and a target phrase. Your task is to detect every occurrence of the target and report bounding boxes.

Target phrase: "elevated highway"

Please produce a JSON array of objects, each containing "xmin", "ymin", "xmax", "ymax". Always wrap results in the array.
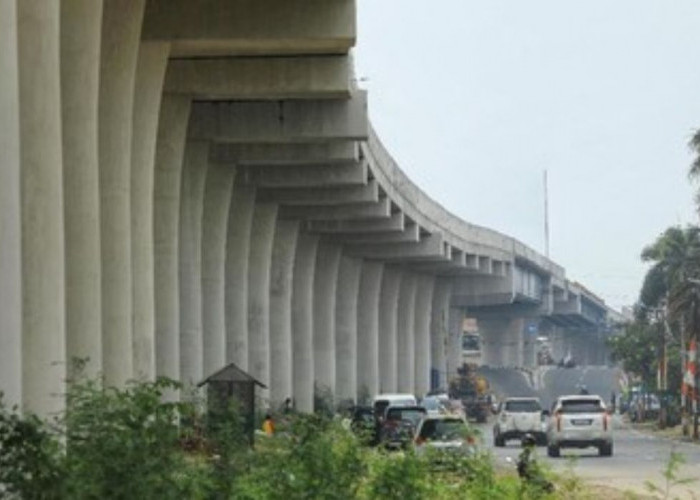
[{"xmin": 0, "ymin": 0, "xmax": 616, "ymax": 416}]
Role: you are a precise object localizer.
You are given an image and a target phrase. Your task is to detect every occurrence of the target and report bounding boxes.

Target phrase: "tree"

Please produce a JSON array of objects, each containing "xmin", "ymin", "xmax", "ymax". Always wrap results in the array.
[{"xmin": 688, "ymin": 129, "xmax": 700, "ymax": 207}]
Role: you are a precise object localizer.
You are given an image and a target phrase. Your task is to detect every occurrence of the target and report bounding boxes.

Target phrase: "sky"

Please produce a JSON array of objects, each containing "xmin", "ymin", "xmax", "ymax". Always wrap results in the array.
[{"xmin": 354, "ymin": 0, "xmax": 700, "ymax": 310}]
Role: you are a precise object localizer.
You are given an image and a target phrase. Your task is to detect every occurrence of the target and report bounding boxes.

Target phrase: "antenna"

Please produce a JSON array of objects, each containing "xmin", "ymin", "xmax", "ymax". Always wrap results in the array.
[{"xmin": 544, "ymin": 169, "xmax": 550, "ymax": 258}]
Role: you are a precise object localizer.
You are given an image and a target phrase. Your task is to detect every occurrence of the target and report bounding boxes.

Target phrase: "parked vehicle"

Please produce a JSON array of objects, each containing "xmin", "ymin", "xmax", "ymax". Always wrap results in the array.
[
  {"xmin": 413, "ymin": 414, "xmax": 478, "ymax": 456},
  {"xmin": 348, "ymin": 405, "xmax": 378, "ymax": 445},
  {"xmin": 372, "ymin": 393, "xmax": 417, "ymax": 423},
  {"xmin": 546, "ymin": 395, "xmax": 613, "ymax": 457},
  {"xmin": 379, "ymin": 405, "xmax": 427, "ymax": 449},
  {"xmin": 493, "ymin": 397, "xmax": 547, "ymax": 447}
]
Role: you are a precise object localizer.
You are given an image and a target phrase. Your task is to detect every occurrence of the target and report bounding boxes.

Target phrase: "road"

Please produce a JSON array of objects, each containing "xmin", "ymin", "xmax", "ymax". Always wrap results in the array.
[{"xmin": 475, "ymin": 366, "xmax": 700, "ymax": 498}]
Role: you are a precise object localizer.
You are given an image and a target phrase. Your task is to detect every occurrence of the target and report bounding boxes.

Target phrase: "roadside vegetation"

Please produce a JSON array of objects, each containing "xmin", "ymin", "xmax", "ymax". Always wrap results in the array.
[
  {"xmin": 0, "ymin": 376, "xmax": 615, "ymax": 500},
  {"xmin": 607, "ymin": 130, "xmax": 700, "ymax": 436}
]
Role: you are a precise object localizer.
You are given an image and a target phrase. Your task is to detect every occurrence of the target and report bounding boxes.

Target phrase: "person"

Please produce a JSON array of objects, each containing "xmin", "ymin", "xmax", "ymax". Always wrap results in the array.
[
  {"xmin": 517, "ymin": 433, "xmax": 554, "ymax": 493},
  {"xmin": 610, "ymin": 391, "xmax": 616, "ymax": 413},
  {"xmin": 262, "ymin": 413, "xmax": 275, "ymax": 436}
]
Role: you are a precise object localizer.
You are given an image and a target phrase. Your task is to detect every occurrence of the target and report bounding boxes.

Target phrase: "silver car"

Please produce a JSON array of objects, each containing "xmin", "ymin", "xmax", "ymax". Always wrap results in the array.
[{"xmin": 546, "ymin": 395, "xmax": 613, "ymax": 457}]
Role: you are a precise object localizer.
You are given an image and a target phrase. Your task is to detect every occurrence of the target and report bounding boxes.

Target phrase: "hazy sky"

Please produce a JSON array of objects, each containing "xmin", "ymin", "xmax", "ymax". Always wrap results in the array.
[{"xmin": 354, "ymin": 1, "xmax": 700, "ymax": 310}]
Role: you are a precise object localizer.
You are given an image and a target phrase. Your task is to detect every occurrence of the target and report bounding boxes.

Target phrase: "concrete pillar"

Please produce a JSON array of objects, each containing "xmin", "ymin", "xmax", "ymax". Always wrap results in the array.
[
  {"xmin": 313, "ymin": 241, "xmax": 342, "ymax": 400},
  {"xmin": 17, "ymin": 0, "xmax": 66, "ymax": 415},
  {"xmin": 430, "ymin": 278, "xmax": 451, "ymax": 391},
  {"xmin": 522, "ymin": 319, "xmax": 539, "ymax": 368},
  {"xmin": 292, "ymin": 233, "xmax": 319, "ymax": 412},
  {"xmin": 447, "ymin": 308, "xmax": 463, "ymax": 380},
  {"xmin": 130, "ymin": 41, "xmax": 170, "ymax": 381},
  {"xmin": 154, "ymin": 95, "xmax": 192, "ymax": 383},
  {"xmin": 60, "ymin": 0, "xmax": 103, "ymax": 380},
  {"xmin": 414, "ymin": 274, "xmax": 435, "ymax": 398},
  {"xmin": 201, "ymin": 163, "xmax": 235, "ymax": 376},
  {"xmin": 247, "ymin": 203, "xmax": 278, "ymax": 392},
  {"xmin": 269, "ymin": 220, "xmax": 300, "ymax": 405},
  {"xmin": 378, "ymin": 266, "xmax": 401, "ymax": 393},
  {"xmin": 0, "ymin": 0, "xmax": 21, "ymax": 408},
  {"xmin": 224, "ymin": 184, "xmax": 256, "ymax": 368},
  {"xmin": 479, "ymin": 317, "xmax": 524, "ymax": 368},
  {"xmin": 178, "ymin": 142, "xmax": 208, "ymax": 386},
  {"xmin": 335, "ymin": 255, "xmax": 362, "ymax": 404},
  {"xmin": 357, "ymin": 261, "xmax": 384, "ymax": 400},
  {"xmin": 98, "ymin": 0, "xmax": 145, "ymax": 386},
  {"xmin": 397, "ymin": 273, "xmax": 417, "ymax": 394}
]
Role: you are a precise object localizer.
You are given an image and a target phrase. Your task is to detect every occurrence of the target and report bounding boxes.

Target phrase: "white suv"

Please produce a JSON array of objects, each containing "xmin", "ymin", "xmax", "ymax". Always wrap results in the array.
[
  {"xmin": 493, "ymin": 397, "xmax": 546, "ymax": 447},
  {"xmin": 546, "ymin": 395, "xmax": 613, "ymax": 457}
]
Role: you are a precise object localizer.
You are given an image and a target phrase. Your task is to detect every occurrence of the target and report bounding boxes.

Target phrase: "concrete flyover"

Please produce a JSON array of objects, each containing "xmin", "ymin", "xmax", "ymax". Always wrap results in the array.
[{"xmin": 0, "ymin": 0, "xmax": 617, "ymax": 416}]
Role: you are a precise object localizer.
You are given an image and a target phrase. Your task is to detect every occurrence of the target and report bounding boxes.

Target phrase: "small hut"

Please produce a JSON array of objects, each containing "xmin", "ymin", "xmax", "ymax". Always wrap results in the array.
[{"xmin": 198, "ymin": 363, "xmax": 266, "ymax": 445}]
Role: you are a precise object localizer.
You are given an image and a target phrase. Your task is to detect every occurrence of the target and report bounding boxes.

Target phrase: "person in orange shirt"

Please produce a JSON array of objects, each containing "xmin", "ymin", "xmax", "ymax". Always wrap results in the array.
[{"xmin": 262, "ymin": 413, "xmax": 275, "ymax": 436}]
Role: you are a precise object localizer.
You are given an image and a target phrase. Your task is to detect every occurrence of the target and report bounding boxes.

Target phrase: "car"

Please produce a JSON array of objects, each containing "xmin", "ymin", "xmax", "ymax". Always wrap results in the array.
[
  {"xmin": 492, "ymin": 397, "xmax": 547, "ymax": 447},
  {"xmin": 413, "ymin": 414, "xmax": 478, "ymax": 457},
  {"xmin": 348, "ymin": 405, "xmax": 378, "ymax": 445},
  {"xmin": 420, "ymin": 395, "xmax": 450, "ymax": 416},
  {"xmin": 372, "ymin": 393, "xmax": 417, "ymax": 423},
  {"xmin": 379, "ymin": 405, "xmax": 427, "ymax": 449},
  {"xmin": 546, "ymin": 394, "xmax": 613, "ymax": 457}
]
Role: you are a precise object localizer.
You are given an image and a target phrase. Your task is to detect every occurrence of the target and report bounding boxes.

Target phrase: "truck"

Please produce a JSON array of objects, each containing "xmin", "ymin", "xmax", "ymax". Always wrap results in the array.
[{"xmin": 448, "ymin": 363, "xmax": 491, "ymax": 423}]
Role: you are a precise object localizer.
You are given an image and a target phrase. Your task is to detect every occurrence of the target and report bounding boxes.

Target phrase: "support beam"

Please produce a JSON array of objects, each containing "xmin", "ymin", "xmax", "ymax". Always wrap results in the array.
[
  {"xmin": 201, "ymin": 163, "xmax": 235, "ymax": 376},
  {"xmin": 447, "ymin": 308, "xmax": 463, "ymax": 380},
  {"xmin": 211, "ymin": 141, "xmax": 359, "ymax": 166},
  {"xmin": 130, "ymin": 41, "xmax": 170, "ymax": 381},
  {"xmin": 414, "ymin": 274, "xmax": 434, "ymax": 397},
  {"xmin": 325, "ymin": 224, "xmax": 420, "ymax": 245},
  {"xmin": 154, "ymin": 95, "xmax": 192, "ymax": 385},
  {"xmin": 292, "ymin": 233, "xmax": 319, "ymax": 412},
  {"xmin": 61, "ymin": 0, "xmax": 103, "ymax": 379},
  {"xmin": 269, "ymin": 220, "xmax": 300, "ymax": 406},
  {"xmin": 313, "ymin": 241, "xmax": 342, "ymax": 400},
  {"xmin": 178, "ymin": 142, "xmax": 208, "ymax": 386},
  {"xmin": 240, "ymin": 160, "xmax": 367, "ymax": 188},
  {"xmin": 257, "ymin": 180, "xmax": 378, "ymax": 206},
  {"xmin": 308, "ymin": 211, "xmax": 404, "ymax": 234},
  {"xmin": 17, "ymin": 0, "xmax": 66, "ymax": 415},
  {"xmin": 357, "ymin": 261, "xmax": 383, "ymax": 401},
  {"xmin": 335, "ymin": 255, "xmax": 362, "ymax": 404},
  {"xmin": 0, "ymin": 0, "xmax": 21, "ymax": 408},
  {"xmin": 396, "ymin": 273, "xmax": 417, "ymax": 394},
  {"xmin": 188, "ymin": 91, "xmax": 368, "ymax": 143},
  {"xmin": 280, "ymin": 197, "xmax": 391, "ymax": 221},
  {"xmin": 143, "ymin": 0, "xmax": 356, "ymax": 57},
  {"xmin": 98, "ymin": 0, "xmax": 145, "ymax": 386},
  {"xmin": 164, "ymin": 56, "xmax": 351, "ymax": 100},
  {"xmin": 345, "ymin": 233, "xmax": 447, "ymax": 262},
  {"xmin": 430, "ymin": 278, "xmax": 452, "ymax": 391},
  {"xmin": 247, "ymin": 203, "xmax": 279, "ymax": 392},
  {"xmin": 378, "ymin": 266, "xmax": 401, "ymax": 393},
  {"xmin": 224, "ymin": 184, "xmax": 256, "ymax": 369}
]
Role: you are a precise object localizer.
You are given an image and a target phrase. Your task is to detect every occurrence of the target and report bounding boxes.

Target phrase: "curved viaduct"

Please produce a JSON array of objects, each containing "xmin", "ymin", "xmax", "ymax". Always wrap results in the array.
[{"xmin": 0, "ymin": 0, "xmax": 614, "ymax": 416}]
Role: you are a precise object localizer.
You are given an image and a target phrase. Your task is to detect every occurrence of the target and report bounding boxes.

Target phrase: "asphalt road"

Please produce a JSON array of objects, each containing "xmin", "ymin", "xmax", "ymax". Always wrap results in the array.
[{"xmin": 475, "ymin": 366, "xmax": 700, "ymax": 498}]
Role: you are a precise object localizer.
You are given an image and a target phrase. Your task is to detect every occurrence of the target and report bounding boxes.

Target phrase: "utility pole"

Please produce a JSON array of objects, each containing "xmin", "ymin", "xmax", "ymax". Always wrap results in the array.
[{"xmin": 543, "ymin": 170, "xmax": 550, "ymax": 258}]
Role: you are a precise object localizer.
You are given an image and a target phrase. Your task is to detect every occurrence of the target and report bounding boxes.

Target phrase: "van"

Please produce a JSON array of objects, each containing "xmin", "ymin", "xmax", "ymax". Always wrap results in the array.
[{"xmin": 372, "ymin": 393, "xmax": 417, "ymax": 420}]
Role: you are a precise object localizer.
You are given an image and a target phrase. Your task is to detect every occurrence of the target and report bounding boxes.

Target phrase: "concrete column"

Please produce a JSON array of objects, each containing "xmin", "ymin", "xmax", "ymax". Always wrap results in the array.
[
  {"xmin": 0, "ymin": 0, "xmax": 21, "ymax": 408},
  {"xmin": 247, "ymin": 203, "xmax": 278, "ymax": 392},
  {"xmin": 396, "ymin": 273, "xmax": 417, "ymax": 394},
  {"xmin": 201, "ymin": 163, "xmax": 235, "ymax": 376},
  {"xmin": 292, "ymin": 233, "xmax": 319, "ymax": 412},
  {"xmin": 357, "ymin": 261, "xmax": 384, "ymax": 401},
  {"xmin": 414, "ymin": 274, "xmax": 435, "ymax": 398},
  {"xmin": 130, "ymin": 41, "xmax": 170, "ymax": 381},
  {"xmin": 98, "ymin": 0, "xmax": 145, "ymax": 386},
  {"xmin": 313, "ymin": 241, "xmax": 342, "ymax": 400},
  {"xmin": 378, "ymin": 266, "xmax": 401, "ymax": 393},
  {"xmin": 478, "ymin": 317, "xmax": 507, "ymax": 367},
  {"xmin": 60, "ymin": 0, "xmax": 103, "ymax": 380},
  {"xmin": 335, "ymin": 255, "xmax": 362, "ymax": 404},
  {"xmin": 447, "ymin": 308, "xmax": 463, "ymax": 380},
  {"xmin": 430, "ymin": 278, "xmax": 451, "ymax": 391},
  {"xmin": 507, "ymin": 319, "xmax": 524, "ymax": 368},
  {"xmin": 269, "ymin": 220, "xmax": 300, "ymax": 406},
  {"xmin": 17, "ymin": 0, "xmax": 65, "ymax": 415},
  {"xmin": 224, "ymin": 183, "xmax": 256, "ymax": 368},
  {"xmin": 522, "ymin": 319, "xmax": 539, "ymax": 368},
  {"xmin": 178, "ymin": 142, "xmax": 208, "ymax": 386},
  {"xmin": 154, "ymin": 95, "xmax": 192, "ymax": 383}
]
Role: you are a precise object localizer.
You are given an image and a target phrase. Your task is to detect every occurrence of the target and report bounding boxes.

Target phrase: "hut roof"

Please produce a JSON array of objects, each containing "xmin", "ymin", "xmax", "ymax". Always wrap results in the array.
[{"xmin": 197, "ymin": 362, "xmax": 267, "ymax": 388}]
